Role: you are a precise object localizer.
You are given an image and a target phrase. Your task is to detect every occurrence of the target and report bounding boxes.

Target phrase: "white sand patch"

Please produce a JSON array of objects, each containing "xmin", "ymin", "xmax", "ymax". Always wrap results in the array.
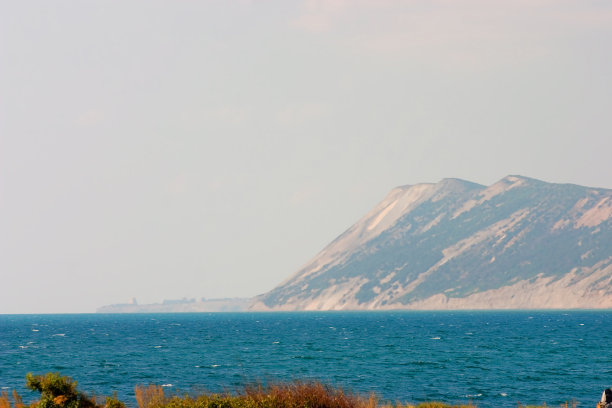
[
  {"xmin": 552, "ymin": 218, "xmax": 570, "ymax": 231},
  {"xmin": 452, "ymin": 199, "xmax": 478, "ymax": 219},
  {"xmin": 572, "ymin": 197, "xmax": 590, "ymax": 211},
  {"xmin": 379, "ymin": 272, "xmax": 396, "ymax": 285},
  {"xmin": 421, "ymin": 213, "xmax": 445, "ymax": 233},
  {"xmin": 503, "ymin": 225, "xmax": 530, "ymax": 250},
  {"xmin": 366, "ymin": 184, "xmax": 437, "ymax": 235},
  {"xmin": 367, "ymin": 199, "xmax": 398, "ymax": 231},
  {"xmin": 478, "ymin": 176, "xmax": 525, "ymax": 202},
  {"xmin": 576, "ymin": 197, "xmax": 612, "ymax": 228}
]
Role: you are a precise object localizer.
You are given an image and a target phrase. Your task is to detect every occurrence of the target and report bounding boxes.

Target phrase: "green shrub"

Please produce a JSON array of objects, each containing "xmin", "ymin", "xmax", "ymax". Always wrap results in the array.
[
  {"xmin": 25, "ymin": 373, "xmax": 97, "ymax": 408},
  {"xmin": 104, "ymin": 393, "xmax": 125, "ymax": 408}
]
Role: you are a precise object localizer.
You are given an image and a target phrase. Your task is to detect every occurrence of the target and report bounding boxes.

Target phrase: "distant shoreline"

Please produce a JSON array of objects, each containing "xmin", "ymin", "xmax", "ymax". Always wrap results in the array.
[{"xmin": 96, "ymin": 297, "xmax": 251, "ymax": 313}]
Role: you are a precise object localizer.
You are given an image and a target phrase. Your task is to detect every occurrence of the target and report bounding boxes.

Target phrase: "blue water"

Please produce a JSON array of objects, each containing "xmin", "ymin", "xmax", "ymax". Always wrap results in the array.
[{"xmin": 1, "ymin": 311, "xmax": 611, "ymax": 407}]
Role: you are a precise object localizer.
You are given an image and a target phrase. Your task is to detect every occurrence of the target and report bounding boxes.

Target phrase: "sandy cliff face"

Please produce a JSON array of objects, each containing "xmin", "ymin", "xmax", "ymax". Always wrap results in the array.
[{"xmin": 251, "ymin": 176, "xmax": 612, "ymax": 310}]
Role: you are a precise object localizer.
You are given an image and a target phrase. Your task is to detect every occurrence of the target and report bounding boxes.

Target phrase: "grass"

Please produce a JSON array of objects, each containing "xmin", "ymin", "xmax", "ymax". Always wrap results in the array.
[{"xmin": 0, "ymin": 373, "xmax": 573, "ymax": 408}]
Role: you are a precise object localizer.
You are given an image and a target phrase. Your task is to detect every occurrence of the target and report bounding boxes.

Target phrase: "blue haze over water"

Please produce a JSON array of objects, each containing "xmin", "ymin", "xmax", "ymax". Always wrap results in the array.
[{"xmin": 1, "ymin": 311, "xmax": 611, "ymax": 407}]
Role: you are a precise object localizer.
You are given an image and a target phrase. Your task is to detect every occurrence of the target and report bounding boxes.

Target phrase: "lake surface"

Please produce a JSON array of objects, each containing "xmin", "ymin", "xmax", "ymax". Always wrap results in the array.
[{"xmin": 1, "ymin": 311, "xmax": 611, "ymax": 407}]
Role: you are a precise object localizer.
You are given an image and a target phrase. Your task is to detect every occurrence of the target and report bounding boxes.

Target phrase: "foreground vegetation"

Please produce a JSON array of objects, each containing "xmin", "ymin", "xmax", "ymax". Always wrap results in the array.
[{"xmin": 1, "ymin": 373, "xmax": 569, "ymax": 408}]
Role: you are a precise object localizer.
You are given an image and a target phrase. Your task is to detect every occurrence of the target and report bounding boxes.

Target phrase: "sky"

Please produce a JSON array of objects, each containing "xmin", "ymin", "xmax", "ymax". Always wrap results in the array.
[{"xmin": 1, "ymin": 0, "xmax": 611, "ymax": 313}]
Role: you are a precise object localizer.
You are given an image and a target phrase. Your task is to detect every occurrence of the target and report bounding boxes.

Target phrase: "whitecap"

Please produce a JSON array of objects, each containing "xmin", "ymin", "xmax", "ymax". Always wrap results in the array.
[
  {"xmin": 154, "ymin": 345, "xmax": 162, "ymax": 348},
  {"xmin": 501, "ymin": 393, "xmax": 508, "ymax": 397},
  {"xmin": 272, "ymin": 341, "xmax": 280, "ymax": 344},
  {"xmin": 430, "ymin": 337, "xmax": 441, "ymax": 340},
  {"xmin": 211, "ymin": 364, "xmax": 220, "ymax": 368},
  {"xmin": 161, "ymin": 384, "xmax": 172, "ymax": 387},
  {"xmin": 52, "ymin": 333, "xmax": 65, "ymax": 337},
  {"xmin": 32, "ymin": 329, "xmax": 39, "ymax": 332}
]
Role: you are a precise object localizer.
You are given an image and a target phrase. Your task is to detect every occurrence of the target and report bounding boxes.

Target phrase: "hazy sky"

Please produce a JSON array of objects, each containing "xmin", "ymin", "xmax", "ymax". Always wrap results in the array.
[{"xmin": 1, "ymin": 1, "xmax": 611, "ymax": 313}]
